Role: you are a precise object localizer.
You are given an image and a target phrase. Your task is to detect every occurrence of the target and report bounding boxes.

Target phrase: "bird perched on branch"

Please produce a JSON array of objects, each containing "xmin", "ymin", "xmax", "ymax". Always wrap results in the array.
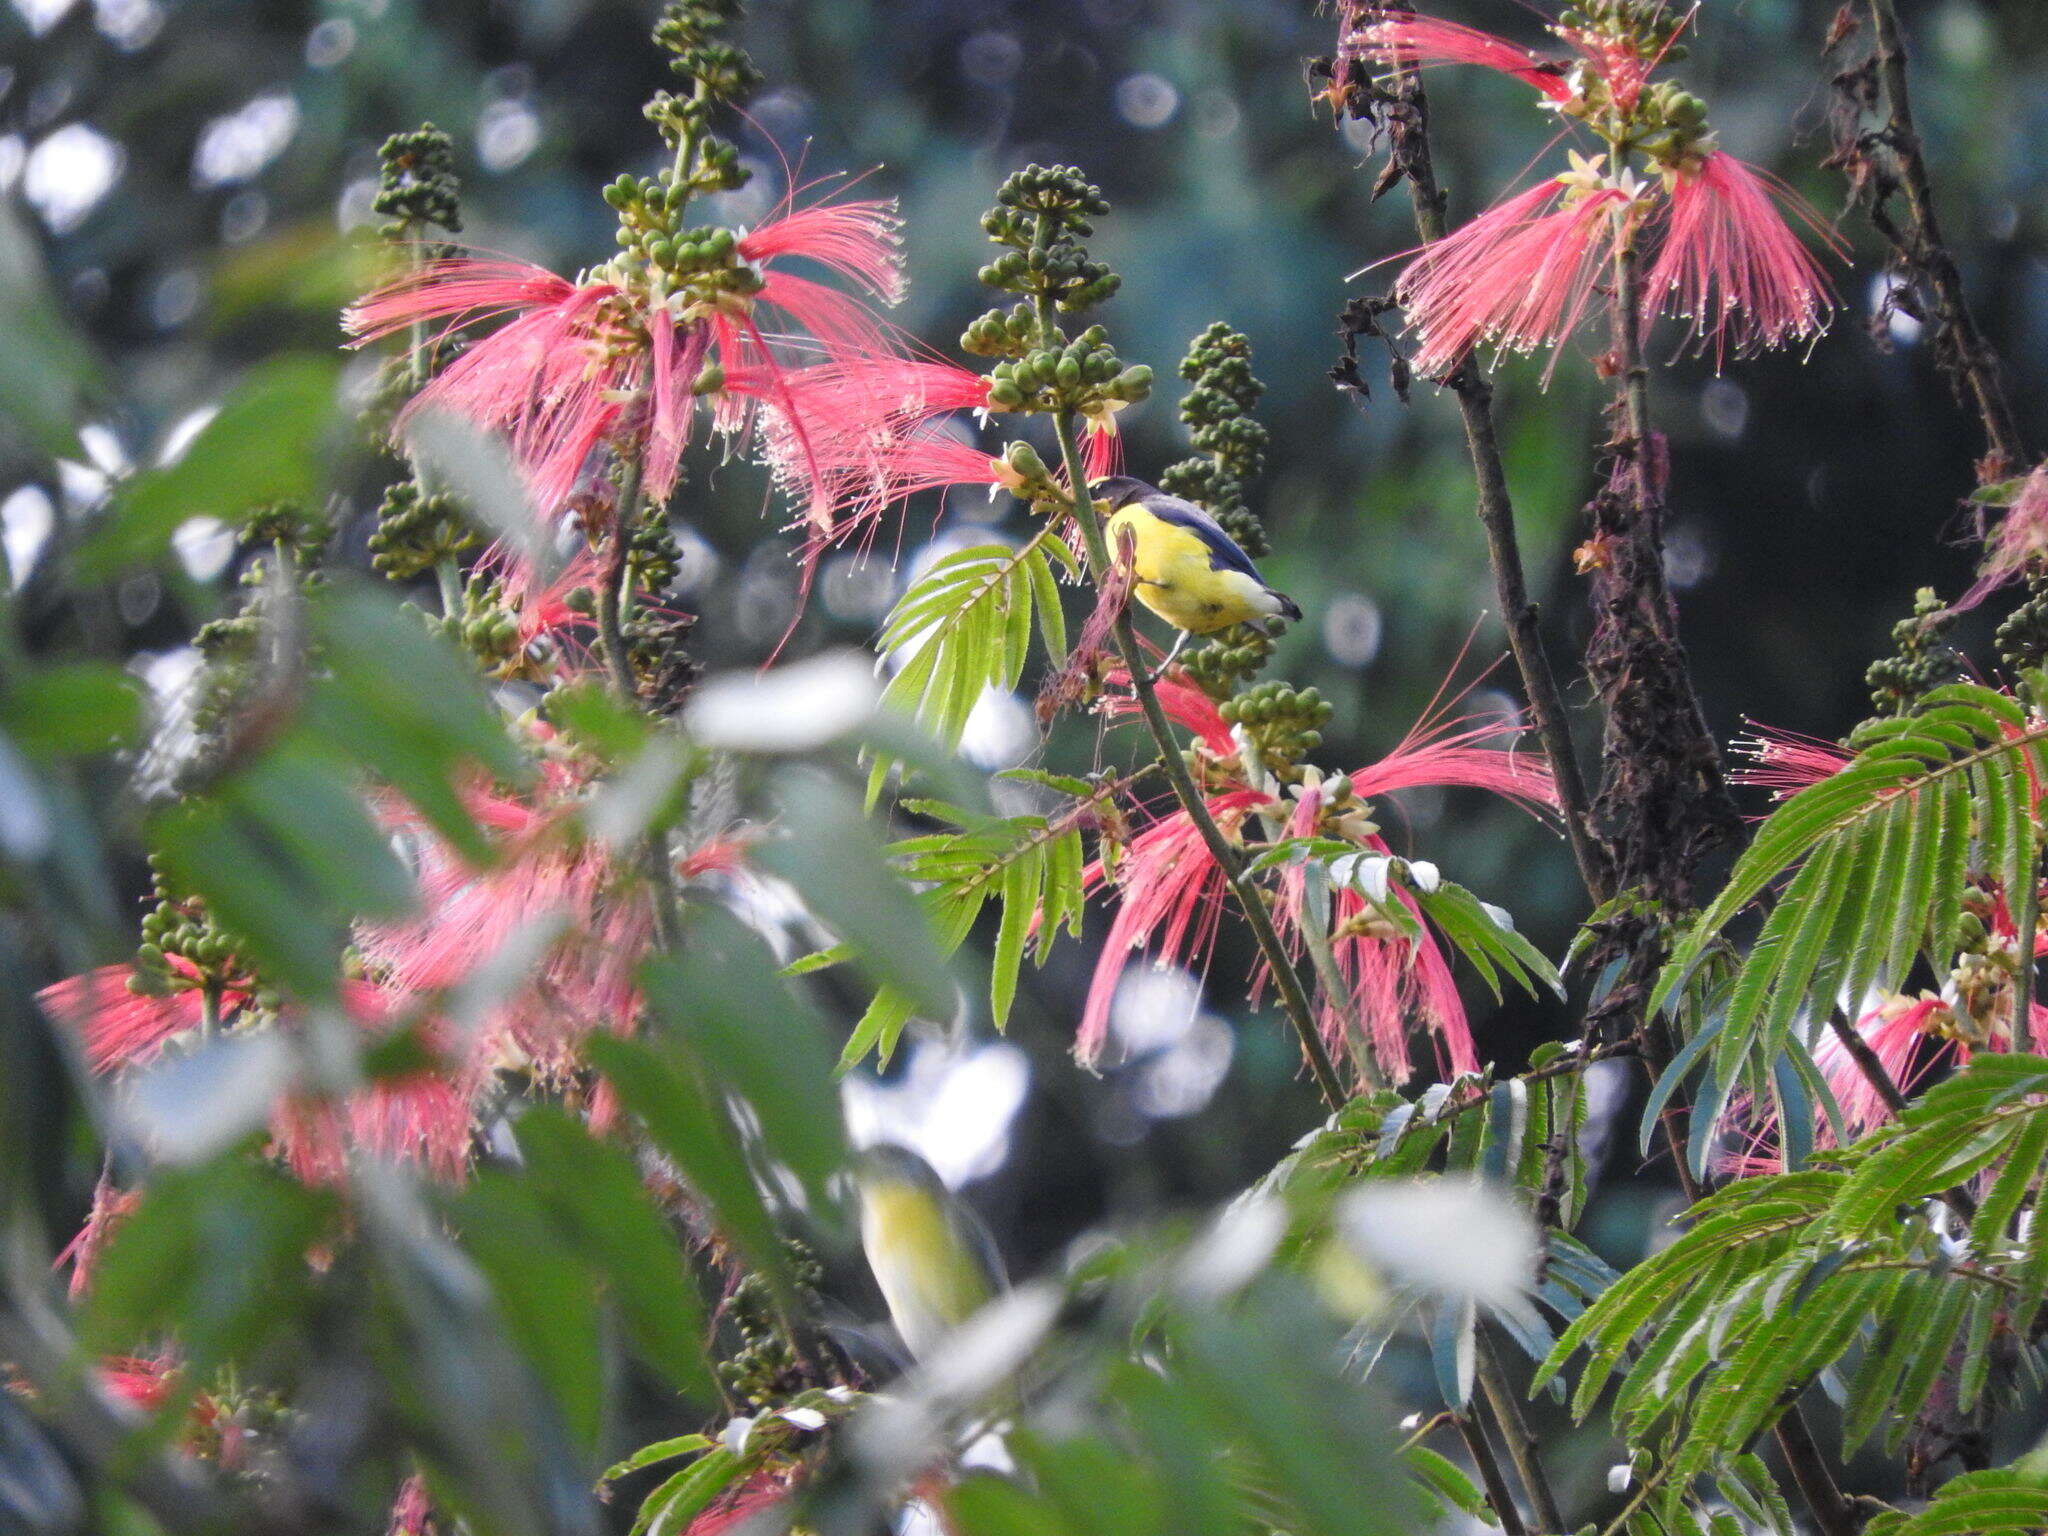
[{"xmin": 1091, "ymin": 475, "xmax": 1300, "ymax": 671}]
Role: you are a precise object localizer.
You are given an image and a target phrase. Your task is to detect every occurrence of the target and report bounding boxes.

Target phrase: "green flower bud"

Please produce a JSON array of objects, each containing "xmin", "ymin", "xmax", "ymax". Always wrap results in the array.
[{"xmin": 1005, "ymin": 441, "xmax": 1049, "ymax": 480}]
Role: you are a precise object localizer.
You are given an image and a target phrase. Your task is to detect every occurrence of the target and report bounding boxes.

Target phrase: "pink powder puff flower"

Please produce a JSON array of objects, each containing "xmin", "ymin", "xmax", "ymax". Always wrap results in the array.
[
  {"xmin": 1345, "ymin": 5, "xmax": 1680, "ymax": 114},
  {"xmin": 38, "ymin": 961, "xmax": 485, "ymax": 1184},
  {"xmin": 387, "ymin": 1475, "xmax": 436, "ymax": 1536},
  {"xmin": 1268, "ymin": 781, "xmax": 1477, "ymax": 1086},
  {"xmin": 1815, "ymin": 993, "xmax": 1957, "ymax": 1137},
  {"xmin": 1345, "ymin": 9, "xmax": 1572, "ymax": 102},
  {"xmin": 344, "ymin": 193, "xmax": 910, "ymax": 521},
  {"xmin": 1348, "ymin": 710, "xmax": 1561, "ymax": 819},
  {"xmin": 55, "ymin": 1176, "xmax": 140, "ymax": 1298},
  {"xmin": 1640, "ymin": 151, "xmax": 1840, "ymax": 364},
  {"xmin": 1730, "ymin": 723, "xmax": 1853, "ymax": 802},
  {"xmin": 1346, "ymin": 8, "xmax": 1840, "ymax": 375},
  {"xmin": 1081, "ymin": 413, "xmax": 1125, "ymax": 482},
  {"xmin": 357, "ymin": 760, "xmax": 651, "ymax": 1082},
  {"xmin": 1265, "ymin": 716, "xmax": 1558, "ymax": 1086},
  {"xmin": 1720, "ymin": 993, "xmax": 1992, "ymax": 1178},
  {"xmin": 93, "ymin": 1354, "xmax": 242, "ymax": 1464},
  {"xmin": 747, "ymin": 358, "xmax": 999, "ymax": 537},
  {"xmin": 1957, "ymin": 463, "xmax": 2048, "ymax": 610},
  {"xmin": 1392, "ymin": 164, "xmax": 1633, "ymax": 378},
  {"xmin": 1075, "ymin": 788, "xmax": 1272, "ymax": 1063},
  {"xmin": 270, "ymin": 1064, "xmax": 478, "ymax": 1188},
  {"xmin": 35, "ymin": 959, "xmax": 249, "ymax": 1074},
  {"xmin": 358, "ymin": 749, "xmax": 756, "ymax": 1086},
  {"xmin": 1124, "ymin": 673, "xmax": 1238, "ymax": 758}
]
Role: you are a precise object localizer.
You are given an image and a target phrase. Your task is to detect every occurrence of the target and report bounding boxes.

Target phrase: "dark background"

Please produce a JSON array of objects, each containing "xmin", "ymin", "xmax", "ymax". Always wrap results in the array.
[{"xmin": 6, "ymin": 0, "xmax": 2046, "ymax": 1504}]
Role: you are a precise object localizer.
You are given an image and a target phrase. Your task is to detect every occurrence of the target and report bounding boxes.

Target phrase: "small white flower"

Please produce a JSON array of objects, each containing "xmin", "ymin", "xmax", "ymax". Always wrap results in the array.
[
  {"xmin": 1406, "ymin": 859, "xmax": 1441, "ymax": 894},
  {"xmin": 780, "ymin": 1407, "xmax": 827, "ymax": 1432},
  {"xmin": 1608, "ymin": 1464, "xmax": 1634, "ymax": 1494},
  {"xmin": 721, "ymin": 1416, "xmax": 756, "ymax": 1454}
]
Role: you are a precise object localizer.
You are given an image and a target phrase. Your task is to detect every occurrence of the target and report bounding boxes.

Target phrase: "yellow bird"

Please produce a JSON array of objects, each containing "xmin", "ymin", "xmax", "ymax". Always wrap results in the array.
[
  {"xmin": 1093, "ymin": 476, "xmax": 1301, "ymax": 670},
  {"xmin": 852, "ymin": 1144, "xmax": 1008, "ymax": 1365}
]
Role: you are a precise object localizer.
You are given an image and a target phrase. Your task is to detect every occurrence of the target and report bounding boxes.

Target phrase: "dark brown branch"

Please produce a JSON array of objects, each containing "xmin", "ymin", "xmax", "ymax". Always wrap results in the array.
[
  {"xmin": 1773, "ymin": 1401, "xmax": 1861, "ymax": 1536},
  {"xmin": 1476, "ymin": 1332, "xmax": 1565, "ymax": 1534},
  {"xmin": 1831, "ymin": 0, "xmax": 2027, "ymax": 473},
  {"xmin": 1588, "ymin": 226, "xmax": 1739, "ymax": 915},
  {"xmin": 1825, "ymin": 1011, "xmax": 1911, "ymax": 1117}
]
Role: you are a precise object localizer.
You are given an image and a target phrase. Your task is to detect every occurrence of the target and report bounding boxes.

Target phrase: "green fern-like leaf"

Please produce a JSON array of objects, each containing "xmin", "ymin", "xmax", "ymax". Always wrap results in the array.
[
  {"xmin": 865, "ymin": 529, "xmax": 1077, "ymax": 801},
  {"xmin": 833, "ymin": 781, "xmax": 1111, "ymax": 1070},
  {"xmin": 1649, "ymin": 685, "xmax": 2048, "ymax": 1128},
  {"xmin": 1862, "ymin": 1468, "xmax": 2048, "ymax": 1536}
]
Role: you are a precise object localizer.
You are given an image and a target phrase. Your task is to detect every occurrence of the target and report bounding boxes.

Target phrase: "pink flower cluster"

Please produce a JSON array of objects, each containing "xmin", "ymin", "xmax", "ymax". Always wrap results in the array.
[
  {"xmin": 1345, "ymin": 8, "xmax": 1840, "ymax": 375},
  {"xmin": 1078, "ymin": 680, "xmax": 1557, "ymax": 1087}
]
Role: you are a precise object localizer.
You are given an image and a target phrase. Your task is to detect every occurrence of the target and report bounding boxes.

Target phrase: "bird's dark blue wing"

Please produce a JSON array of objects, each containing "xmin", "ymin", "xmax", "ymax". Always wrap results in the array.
[{"xmin": 1140, "ymin": 493, "xmax": 1263, "ymax": 580}]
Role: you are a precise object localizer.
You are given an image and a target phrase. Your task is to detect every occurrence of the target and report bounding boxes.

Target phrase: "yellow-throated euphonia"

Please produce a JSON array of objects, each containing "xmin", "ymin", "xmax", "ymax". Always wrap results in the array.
[{"xmin": 1093, "ymin": 476, "xmax": 1300, "ymax": 648}]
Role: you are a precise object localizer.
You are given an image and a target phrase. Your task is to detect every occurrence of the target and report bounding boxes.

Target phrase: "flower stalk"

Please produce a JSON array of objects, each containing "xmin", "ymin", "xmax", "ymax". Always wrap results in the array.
[{"xmin": 1044, "ymin": 402, "xmax": 1347, "ymax": 1113}]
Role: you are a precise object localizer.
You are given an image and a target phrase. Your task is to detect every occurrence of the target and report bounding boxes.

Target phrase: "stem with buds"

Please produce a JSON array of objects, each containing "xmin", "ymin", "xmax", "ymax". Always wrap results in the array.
[{"xmin": 1045, "ymin": 407, "xmax": 1346, "ymax": 1114}]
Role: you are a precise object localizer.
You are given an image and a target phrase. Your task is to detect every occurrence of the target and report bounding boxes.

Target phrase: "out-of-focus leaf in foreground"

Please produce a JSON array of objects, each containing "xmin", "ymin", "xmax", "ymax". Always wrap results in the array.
[{"xmin": 79, "ymin": 354, "xmax": 340, "ymax": 574}]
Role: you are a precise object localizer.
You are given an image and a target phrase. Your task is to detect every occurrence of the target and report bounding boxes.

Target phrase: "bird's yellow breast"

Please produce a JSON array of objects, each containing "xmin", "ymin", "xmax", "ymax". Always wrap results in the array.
[
  {"xmin": 859, "ymin": 1182, "xmax": 990, "ymax": 1338},
  {"xmin": 1106, "ymin": 505, "xmax": 1275, "ymax": 634}
]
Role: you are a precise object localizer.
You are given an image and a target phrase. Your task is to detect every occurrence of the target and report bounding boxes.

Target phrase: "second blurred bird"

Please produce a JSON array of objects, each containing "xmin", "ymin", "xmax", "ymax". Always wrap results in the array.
[{"xmin": 852, "ymin": 1143, "xmax": 1008, "ymax": 1365}]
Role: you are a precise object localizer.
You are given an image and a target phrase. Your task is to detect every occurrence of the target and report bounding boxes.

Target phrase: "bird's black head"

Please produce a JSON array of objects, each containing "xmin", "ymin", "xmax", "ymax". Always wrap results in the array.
[{"xmin": 1088, "ymin": 475, "xmax": 1154, "ymax": 509}]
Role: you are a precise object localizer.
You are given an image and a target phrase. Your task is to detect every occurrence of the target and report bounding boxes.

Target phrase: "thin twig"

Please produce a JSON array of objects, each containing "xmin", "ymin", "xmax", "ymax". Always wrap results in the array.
[
  {"xmin": 595, "ymin": 442, "xmax": 683, "ymax": 952},
  {"xmin": 2015, "ymin": 840, "xmax": 2039, "ymax": 1053},
  {"xmin": 1771, "ymin": 1404, "xmax": 1859, "ymax": 1536},
  {"xmin": 1374, "ymin": 20, "xmax": 1609, "ymax": 905},
  {"xmin": 1457, "ymin": 1409, "xmax": 1531, "ymax": 1536},
  {"xmin": 1476, "ymin": 1331, "xmax": 1565, "ymax": 1534},
  {"xmin": 1854, "ymin": 0, "xmax": 2027, "ymax": 471},
  {"xmin": 1826, "ymin": 1011, "xmax": 1911, "ymax": 1116}
]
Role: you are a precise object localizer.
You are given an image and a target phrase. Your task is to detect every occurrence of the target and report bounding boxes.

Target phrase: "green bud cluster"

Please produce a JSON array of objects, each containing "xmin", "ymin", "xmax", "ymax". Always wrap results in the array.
[
  {"xmin": 959, "ymin": 303, "xmax": 1041, "ymax": 358},
  {"xmin": 620, "ymin": 605, "xmax": 702, "ymax": 717},
  {"xmin": 1860, "ymin": 587, "xmax": 1963, "ymax": 723},
  {"xmin": 132, "ymin": 855, "xmax": 265, "ymax": 1007},
  {"xmin": 1158, "ymin": 323, "xmax": 1271, "ymax": 559},
  {"xmin": 188, "ymin": 511, "xmax": 328, "ymax": 751},
  {"xmin": 1997, "ymin": 578, "xmax": 2048, "ymax": 674},
  {"xmin": 716, "ymin": 1241, "xmax": 826, "ymax": 1407},
  {"xmin": 977, "ymin": 166, "xmax": 1121, "ymax": 313},
  {"xmin": 982, "ymin": 327, "xmax": 1151, "ymax": 418},
  {"xmin": 242, "ymin": 501, "xmax": 331, "ymax": 558},
  {"xmin": 369, "ymin": 478, "xmax": 475, "ymax": 581},
  {"xmin": 653, "ymin": 1, "xmax": 756, "ymax": 89},
  {"xmin": 373, "ymin": 124, "xmax": 462, "ymax": 240},
  {"xmin": 628, "ymin": 507, "xmax": 683, "ymax": 594},
  {"xmin": 1626, "ymin": 81, "xmax": 1712, "ymax": 170},
  {"xmin": 603, "ymin": 174, "xmax": 764, "ymax": 301},
  {"xmin": 1181, "ymin": 623, "xmax": 1276, "ymax": 703},
  {"xmin": 1217, "ymin": 681, "xmax": 1333, "ymax": 781},
  {"xmin": 427, "ymin": 570, "xmax": 525, "ymax": 677},
  {"xmin": 644, "ymin": 2, "xmax": 757, "ymax": 194}
]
